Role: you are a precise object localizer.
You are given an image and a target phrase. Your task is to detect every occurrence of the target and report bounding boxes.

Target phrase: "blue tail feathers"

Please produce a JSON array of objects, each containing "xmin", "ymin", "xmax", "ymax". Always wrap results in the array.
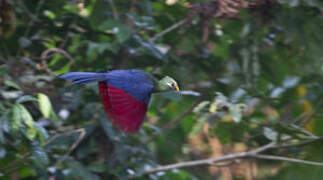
[{"xmin": 60, "ymin": 72, "xmax": 108, "ymax": 84}]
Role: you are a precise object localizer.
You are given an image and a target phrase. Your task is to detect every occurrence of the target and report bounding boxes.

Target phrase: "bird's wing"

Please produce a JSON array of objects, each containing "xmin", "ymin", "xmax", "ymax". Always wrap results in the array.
[
  {"xmin": 60, "ymin": 72, "xmax": 108, "ymax": 84},
  {"xmin": 98, "ymin": 82, "xmax": 149, "ymax": 134}
]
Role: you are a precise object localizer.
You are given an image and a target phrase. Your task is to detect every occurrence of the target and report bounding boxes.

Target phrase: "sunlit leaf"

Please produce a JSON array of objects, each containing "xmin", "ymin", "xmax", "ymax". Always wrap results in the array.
[
  {"xmin": 193, "ymin": 101, "xmax": 210, "ymax": 113},
  {"xmin": 26, "ymin": 128, "xmax": 37, "ymax": 141},
  {"xmin": 229, "ymin": 104, "xmax": 246, "ymax": 123},
  {"xmin": 38, "ymin": 93, "xmax": 52, "ymax": 118},
  {"xmin": 12, "ymin": 104, "xmax": 23, "ymax": 131},
  {"xmin": 11, "ymin": 104, "xmax": 37, "ymax": 140},
  {"xmin": 263, "ymin": 127, "xmax": 278, "ymax": 141},
  {"xmin": 43, "ymin": 10, "xmax": 56, "ymax": 20}
]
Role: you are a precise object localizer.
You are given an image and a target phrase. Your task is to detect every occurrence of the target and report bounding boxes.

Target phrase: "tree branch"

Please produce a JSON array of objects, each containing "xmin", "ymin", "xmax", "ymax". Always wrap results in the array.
[
  {"xmin": 252, "ymin": 154, "xmax": 323, "ymax": 166},
  {"xmin": 270, "ymin": 136, "xmax": 323, "ymax": 150},
  {"xmin": 150, "ymin": 19, "xmax": 187, "ymax": 42},
  {"xmin": 139, "ymin": 142, "xmax": 275, "ymax": 176},
  {"xmin": 138, "ymin": 138, "xmax": 323, "ymax": 177},
  {"xmin": 55, "ymin": 128, "xmax": 86, "ymax": 166}
]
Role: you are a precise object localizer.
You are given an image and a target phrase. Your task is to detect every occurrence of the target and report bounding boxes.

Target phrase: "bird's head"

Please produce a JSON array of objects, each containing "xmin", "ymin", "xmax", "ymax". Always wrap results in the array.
[{"xmin": 156, "ymin": 76, "xmax": 180, "ymax": 92}]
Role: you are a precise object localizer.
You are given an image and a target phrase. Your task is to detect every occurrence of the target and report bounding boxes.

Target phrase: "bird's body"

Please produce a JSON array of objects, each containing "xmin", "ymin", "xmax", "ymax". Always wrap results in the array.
[{"xmin": 60, "ymin": 69, "xmax": 179, "ymax": 134}]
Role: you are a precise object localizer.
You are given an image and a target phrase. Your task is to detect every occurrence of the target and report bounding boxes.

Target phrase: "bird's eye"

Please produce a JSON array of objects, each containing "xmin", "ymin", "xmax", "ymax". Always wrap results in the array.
[{"xmin": 170, "ymin": 83, "xmax": 175, "ymax": 87}]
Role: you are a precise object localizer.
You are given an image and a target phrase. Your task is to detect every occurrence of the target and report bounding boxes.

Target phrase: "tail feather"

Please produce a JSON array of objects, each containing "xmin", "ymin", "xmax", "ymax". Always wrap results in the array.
[{"xmin": 60, "ymin": 72, "xmax": 108, "ymax": 84}]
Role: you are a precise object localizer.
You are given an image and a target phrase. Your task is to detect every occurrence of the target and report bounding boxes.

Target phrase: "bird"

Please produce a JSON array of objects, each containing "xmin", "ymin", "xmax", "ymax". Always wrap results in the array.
[{"xmin": 60, "ymin": 69, "xmax": 179, "ymax": 134}]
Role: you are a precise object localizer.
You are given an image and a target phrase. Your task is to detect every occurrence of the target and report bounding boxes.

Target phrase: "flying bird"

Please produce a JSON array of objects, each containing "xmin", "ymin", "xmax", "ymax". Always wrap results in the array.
[{"xmin": 60, "ymin": 70, "xmax": 179, "ymax": 134}]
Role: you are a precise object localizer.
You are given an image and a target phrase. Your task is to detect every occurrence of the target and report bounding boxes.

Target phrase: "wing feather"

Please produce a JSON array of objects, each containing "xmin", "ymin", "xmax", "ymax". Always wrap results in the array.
[{"xmin": 98, "ymin": 82, "xmax": 148, "ymax": 134}]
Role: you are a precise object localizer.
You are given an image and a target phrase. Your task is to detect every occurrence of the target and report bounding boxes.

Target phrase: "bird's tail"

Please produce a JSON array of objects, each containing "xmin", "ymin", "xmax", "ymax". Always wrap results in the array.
[{"xmin": 59, "ymin": 72, "xmax": 108, "ymax": 84}]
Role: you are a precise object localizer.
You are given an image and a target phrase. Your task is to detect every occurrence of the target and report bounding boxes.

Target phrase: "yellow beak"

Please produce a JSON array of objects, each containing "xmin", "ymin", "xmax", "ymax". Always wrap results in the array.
[{"xmin": 175, "ymin": 86, "xmax": 180, "ymax": 92}]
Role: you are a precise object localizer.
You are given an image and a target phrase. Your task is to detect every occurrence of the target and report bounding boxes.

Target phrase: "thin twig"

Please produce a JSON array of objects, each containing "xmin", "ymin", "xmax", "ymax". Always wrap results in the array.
[
  {"xmin": 274, "ymin": 136, "xmax": 323, "ymax": 149},
  {"xmin": 150, "ymin": 19, "xmax": 187, "ymax": 42},
  {"xmin": 290, "ymin": 124, "xmax": 318, "ymax": 138},
  {"xmin": 55, "ymin": 128, "xmax": 86, "ymax": 166},
  {"xmin": 252, "ymin": 154, "xmax": 323, "ymax": 166},
  {"xmin": 40, "ymin": 48, "xmax": 75, "ymax": 74}
]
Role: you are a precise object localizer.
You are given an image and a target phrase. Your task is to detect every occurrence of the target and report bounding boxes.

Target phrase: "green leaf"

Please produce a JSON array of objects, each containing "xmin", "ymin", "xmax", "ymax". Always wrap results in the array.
[
  {"xmin": 37, "ymin": 93, "xmax": 52, "ymax": 118},
  {"xmin": 229, "ymin": 104, "xmax": 245, "ymax": 123},
  {"xmin": 31, "ymin": 145, "xmax": 49, "ymax": 167},
  {"xmin": 4, "ymin": 80, "xmax": 20, "ymax": 90},
  {"xmin": 69, "ymin": 161, "xmax": 100, "ymax": 180},
  {"xmin": 19, "ymin": 105, "xmax": 33, "ymax": 128},
  {"xmin": 12, "ymin": 104, "xmax": 37, "ymax": 140},
  {"xmin": 12, "ymin": 104, "xmax": 23, "ymax": 131},
  {"xmin": 15, "ymin": 95, "xmax": 38, "ymax": 104},
  {"xmin": 193, "ymin": 101, "xmax": 210, "ymax": 113},
  {"xmin": 43, "ymin": 10, "xmax": 56, "ymax": 20},
  {"xmin": 26, "ymin": 128, "xmax": 37, "ymax": 141},
  {"xmin": 63, "ymin": 4, "xmax": 79, "ymax": 13},
  {"xmin": 33, "ymin": 122, "xmax": 49, "ymax": 145},
  {"xmin": 55, "ymin": 62, "xmax": 71, "ymax": 75},
  {"xmin": 263, "ymin": 127, "xmax": 278, "ymax": 141}
]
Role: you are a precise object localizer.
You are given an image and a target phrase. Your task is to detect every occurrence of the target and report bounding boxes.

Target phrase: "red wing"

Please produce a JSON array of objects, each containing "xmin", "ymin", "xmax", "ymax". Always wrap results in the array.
[{"xmin": 98, "ymin": 82, "xmax": 147, "ymax": 134}]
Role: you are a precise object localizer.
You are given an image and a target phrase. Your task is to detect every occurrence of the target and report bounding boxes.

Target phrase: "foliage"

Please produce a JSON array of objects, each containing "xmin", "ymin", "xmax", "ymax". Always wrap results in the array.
[{"xmin": 1, "ymin": 0, "xmax": 323, "ymax": 179}]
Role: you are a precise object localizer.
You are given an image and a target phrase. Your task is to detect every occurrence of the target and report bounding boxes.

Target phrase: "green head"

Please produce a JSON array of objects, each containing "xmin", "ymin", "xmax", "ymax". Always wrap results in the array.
[{"xmin": 155, "ymin": 76, "xmax": 180, "ymax": 92}]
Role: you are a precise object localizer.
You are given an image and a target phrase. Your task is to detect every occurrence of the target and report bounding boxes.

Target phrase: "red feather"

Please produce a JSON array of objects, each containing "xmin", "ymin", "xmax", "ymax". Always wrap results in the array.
[{"xmin": 98, "ymin": 82, "xmax": 147, "ymax": 134}]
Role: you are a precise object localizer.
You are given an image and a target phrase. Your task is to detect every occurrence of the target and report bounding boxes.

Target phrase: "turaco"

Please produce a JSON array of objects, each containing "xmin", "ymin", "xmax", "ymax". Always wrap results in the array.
[{"xmin": 60, "ymin": 69, "xmax": 179, "ymax": 134}]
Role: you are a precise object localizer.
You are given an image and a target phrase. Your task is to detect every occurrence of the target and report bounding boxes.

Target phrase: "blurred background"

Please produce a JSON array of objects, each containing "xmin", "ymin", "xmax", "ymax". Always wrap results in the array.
[{"xmin": 1, "ymin": 0, "xmax": 323, "ymax": 179}]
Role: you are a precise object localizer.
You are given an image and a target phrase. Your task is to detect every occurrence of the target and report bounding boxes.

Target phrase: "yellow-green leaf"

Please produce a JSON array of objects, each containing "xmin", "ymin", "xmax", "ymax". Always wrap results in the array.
[
  {"xmin": 12, "ymin": 104, "xmax": 23, "ymax": 131},
  {"xmin": 19, "ymin": 105, "xmax": 34, "ymax": 128},
  {"xmin": 38, "ymin": 93, "xmax": 52, "ymax": 118},
  {"xmin": 11, "ymin": 104, "xmax": 37, "ymax": 140},
  {"xmin": 26, "ymin": 127, "xmax": 37, "ymax": 141}
]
